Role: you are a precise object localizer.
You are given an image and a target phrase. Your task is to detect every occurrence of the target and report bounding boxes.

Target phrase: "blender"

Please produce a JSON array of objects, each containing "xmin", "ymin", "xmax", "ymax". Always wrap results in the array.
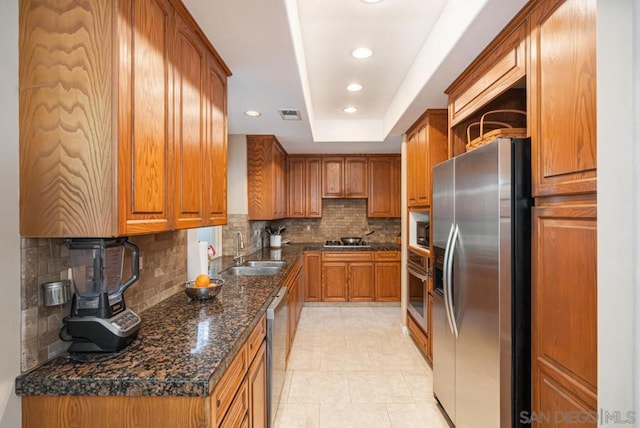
[{"xmin": 64, "ymin": 237, "xmax": 141, "ymax": 353}]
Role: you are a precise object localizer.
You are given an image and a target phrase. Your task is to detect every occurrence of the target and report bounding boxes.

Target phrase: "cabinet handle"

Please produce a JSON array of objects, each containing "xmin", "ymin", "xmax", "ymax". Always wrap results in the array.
[{"xmin": 216, "ymin": 398, "xmax": 221, "ymax": 408}]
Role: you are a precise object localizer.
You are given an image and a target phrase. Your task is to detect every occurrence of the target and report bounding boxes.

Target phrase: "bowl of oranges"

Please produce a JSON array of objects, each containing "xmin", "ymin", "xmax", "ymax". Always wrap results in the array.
[{"xmin": 183, "ymin": 274, "xmax": 225, "ymax": 301}]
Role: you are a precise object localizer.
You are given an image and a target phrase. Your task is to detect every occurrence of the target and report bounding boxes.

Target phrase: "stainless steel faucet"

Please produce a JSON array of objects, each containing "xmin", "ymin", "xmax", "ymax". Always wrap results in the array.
[{"xmin": 234, "ymin": 231, "xmax": 245, "ymax": 264}]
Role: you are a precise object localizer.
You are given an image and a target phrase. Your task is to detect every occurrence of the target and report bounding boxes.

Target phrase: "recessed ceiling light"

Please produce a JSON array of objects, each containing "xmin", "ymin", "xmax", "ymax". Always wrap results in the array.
[
  {"xmin": 351, "ymin": 47, "xmax": 373, "ymax": 59},
  {"xmin": 360, "ymin": 0, "xmax": 384, "ymax": 3},
  {"xmin": 244, "ymin": 110, "xmax": 261, "ymax": 117},
  {"xmin": 343, "ymin": 106, "xmax": 358, "ymax": 114},
  {"xmin": 346, "ymin": 83, "xmax": 363, "ymax": 92}
]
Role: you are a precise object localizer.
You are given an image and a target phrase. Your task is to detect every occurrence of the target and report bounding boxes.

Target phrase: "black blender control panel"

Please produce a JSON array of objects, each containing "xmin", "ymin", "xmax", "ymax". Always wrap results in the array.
[{"xmin": 110, "ymin": 310, "xmax": 141, "ymax": 333}]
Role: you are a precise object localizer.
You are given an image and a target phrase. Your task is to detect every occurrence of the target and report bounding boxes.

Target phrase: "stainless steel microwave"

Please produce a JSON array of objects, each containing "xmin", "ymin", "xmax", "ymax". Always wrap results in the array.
[{"xmin": 416, "ymin": 221, "xmax": 429, "ymax": 248}]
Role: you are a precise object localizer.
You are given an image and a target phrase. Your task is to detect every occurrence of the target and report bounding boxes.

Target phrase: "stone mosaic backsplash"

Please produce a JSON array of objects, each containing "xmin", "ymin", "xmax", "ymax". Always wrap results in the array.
[
  {"xmin": 221, "ymin": 215, "xmax": 267, "ymax": 256},
  {"xmin": 20, "ymin": 231, "xmax": 187, "ymax": 371},
  {"xmin": 269, "ymin": 199, "xmax": 401, "ymax": 244}
]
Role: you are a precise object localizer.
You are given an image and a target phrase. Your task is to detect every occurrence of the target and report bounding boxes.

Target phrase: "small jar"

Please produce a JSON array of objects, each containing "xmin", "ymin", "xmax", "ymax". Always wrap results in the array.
[{"xmin": 41, "ymin": 280, "xmax": 71, "ymax": 306}]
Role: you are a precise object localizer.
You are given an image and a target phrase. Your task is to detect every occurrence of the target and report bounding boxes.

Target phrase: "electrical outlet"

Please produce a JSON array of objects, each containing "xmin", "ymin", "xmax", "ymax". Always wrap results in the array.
[
  {"xmin": 139, "ymin": 256, "xmax": 144, "ymax": 270},
  {"xmin": 306, "ymin": 225, "xmax": 310, "ymax": 231}
]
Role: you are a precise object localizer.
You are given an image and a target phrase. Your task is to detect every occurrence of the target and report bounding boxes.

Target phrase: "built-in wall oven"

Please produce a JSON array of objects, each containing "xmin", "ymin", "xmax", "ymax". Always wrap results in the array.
[{"xmin": 407, "ymin": 249, "xmax": 429, "ymax": 333}]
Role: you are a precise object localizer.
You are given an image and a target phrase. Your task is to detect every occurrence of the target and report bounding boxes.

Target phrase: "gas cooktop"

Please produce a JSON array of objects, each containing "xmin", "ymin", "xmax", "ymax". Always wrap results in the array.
[{"xmin": 323, "ymin": 240, "xmax": 371, "ymax": 248}]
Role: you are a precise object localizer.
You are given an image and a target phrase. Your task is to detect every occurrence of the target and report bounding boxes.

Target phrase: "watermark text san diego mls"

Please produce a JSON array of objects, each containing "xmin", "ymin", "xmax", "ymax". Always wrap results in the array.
[{"xmin": 520, "ymin": 409, "xmax": 636, "ymax": 425}]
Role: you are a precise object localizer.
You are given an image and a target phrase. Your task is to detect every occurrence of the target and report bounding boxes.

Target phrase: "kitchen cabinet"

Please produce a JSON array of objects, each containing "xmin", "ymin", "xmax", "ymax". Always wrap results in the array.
[
  {"xmin": 407, "ymin": 311, "xmax": 429, "ymax": 362},
  {"xmin": 529, "ymin": 0, "xmax": 597, "ymax": 197},
  {"xmin": 285, "ymin": 256, "xmax": 304, "ymax": 355},
  {"xmin": 206, "ymin": 56, "xmax": 229, "ymax": 226},
  {"xmin": 532, "ymin": 201, "xmax": 597, "ymax": 423},
  {"xmin": 406, "ymin": 110, "xmax": 448, "ymax": 208},
  {"xmin": 19, "ymin": 0, "xmax": 230, "ymax": 237},
  {"xmin": 304, "ymin": 252, "xmax": 322, "ymax": 302},
  {"xmin": 247, "ymin": 135, "xmax": 288, "ymax": 220},
  {"xmin": 367, "ymin": 156, "xmax": 401, "ymax": 218},
  {"xmin": 322, "ymin": 156, "xmax": 368, "ymax": 198},
  {"xmin": 288, "ymin": 156, "xmax": 322, "ymax": 218},
  {"xmin": 321, "ymin": 252, "xmax": 375, "ymax": 302},
  {"xmin": 173, "ymin": 14, "xmax": 207, "ymax": 229},
  {"xmin": 374, "ymin": 251, "xmax": 401, "ymax": 301},
  {"xmin": 247, "ymin": 341, "xmax": 267, "ymax": 428}
]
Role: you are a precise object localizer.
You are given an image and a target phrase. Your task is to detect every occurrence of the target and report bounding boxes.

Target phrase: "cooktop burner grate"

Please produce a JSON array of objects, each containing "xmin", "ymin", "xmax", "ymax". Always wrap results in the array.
[{"xmin": 323, "ymin": 240, "xmax": 371, "ymax": 248}]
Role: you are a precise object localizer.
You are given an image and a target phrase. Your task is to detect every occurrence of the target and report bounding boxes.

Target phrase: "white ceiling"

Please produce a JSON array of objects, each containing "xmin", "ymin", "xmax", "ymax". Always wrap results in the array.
[{"xmin": 183, "ymin": 0, "xmax": 528, "ymax": 154}]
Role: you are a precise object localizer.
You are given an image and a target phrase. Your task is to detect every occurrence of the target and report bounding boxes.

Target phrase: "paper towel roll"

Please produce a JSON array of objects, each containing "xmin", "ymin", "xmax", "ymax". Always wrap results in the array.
[{"xmin": 197, "ymin": 241, "xmax": 209, "ymax": 276}]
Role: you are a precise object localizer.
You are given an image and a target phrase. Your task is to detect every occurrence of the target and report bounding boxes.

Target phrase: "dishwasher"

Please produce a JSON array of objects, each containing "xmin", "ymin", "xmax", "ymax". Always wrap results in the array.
[{"xmin": 266, "ymin": 287, "xmax": 288, "ymax": 428}]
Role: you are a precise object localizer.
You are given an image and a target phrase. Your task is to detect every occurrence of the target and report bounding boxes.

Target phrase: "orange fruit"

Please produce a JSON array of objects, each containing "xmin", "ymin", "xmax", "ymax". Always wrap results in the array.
[{"xmin": 195, "ymin": 274, "xmax": 211, "ymax": 287}]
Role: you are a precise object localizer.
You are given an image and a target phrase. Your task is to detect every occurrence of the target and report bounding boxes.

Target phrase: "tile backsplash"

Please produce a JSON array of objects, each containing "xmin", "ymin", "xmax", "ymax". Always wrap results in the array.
[
  {"xmin": 271, "ymin": 199, "xmax": 401, "ymax": 243},
  {"xmin": 20, "ymin": 231, "xmax": 187, "ymax": 371},
  {"xmin": 221, "ymin": 215, "xmax": 267, "ymax": 256}
]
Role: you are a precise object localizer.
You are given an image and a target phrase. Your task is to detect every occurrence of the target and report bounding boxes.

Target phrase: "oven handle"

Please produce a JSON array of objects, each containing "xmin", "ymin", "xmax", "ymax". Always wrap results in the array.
[
  {"xmin": 447, "ymin": 225, "xmax": 460, "ymax": 338},
  {"xmin": 443, "ymin": 224, "xmax": 455, "ymax": 334},
  {"xmin": 407, "ymin": 265, "xmax": 428, "ymax": 283}
]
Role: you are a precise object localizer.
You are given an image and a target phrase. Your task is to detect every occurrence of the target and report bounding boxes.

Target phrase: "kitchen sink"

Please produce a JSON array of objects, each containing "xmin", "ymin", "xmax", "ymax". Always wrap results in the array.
[
  {"xmin": 242, "ymin": 260, "xmax": 287, "ymax": 267},
  {"xmin": 221, "ymin": 265, "xmax": 282, "ymax": 276}
]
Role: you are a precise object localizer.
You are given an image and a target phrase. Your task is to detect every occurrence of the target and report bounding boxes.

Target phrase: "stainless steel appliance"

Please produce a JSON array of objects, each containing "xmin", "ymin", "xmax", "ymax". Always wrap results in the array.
[
  {"xmin": 266, "ymin": 287, "xmax": 288, "ymax": 428},
  {"xmin": 416, "ymin": 220, "xmax": 430, "ymax": 248},
  {"xmin": 63, "ymin": 238, "xmax": 141, "ymax": 353},
  {"xmin": 432, "ymin": 138, "xmax": 531, "ymax": 427},
  {"xmin": 407, "ymin": 249, "xmax": 429, "ymax": 332}
]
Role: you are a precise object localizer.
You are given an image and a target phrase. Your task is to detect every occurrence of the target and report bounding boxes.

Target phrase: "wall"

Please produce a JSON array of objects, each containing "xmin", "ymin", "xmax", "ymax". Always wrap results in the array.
[
  {"xmin": 0, "ymin": 0, "xmax": 21, "ymax": 425},
  {"xmin": 275, "ymin": 199, "xmax": 401, "ymax": 243},
  {"xmin": 20, "ymin": 232, "xmax": 187, "ymax": 372},
  {"xmin": 228, "ymin": 134, "xmax": 248, "ymax": 214},
  {"xmin": 597, "ymin": 0, "xmax": 638, "ymax": 417}
]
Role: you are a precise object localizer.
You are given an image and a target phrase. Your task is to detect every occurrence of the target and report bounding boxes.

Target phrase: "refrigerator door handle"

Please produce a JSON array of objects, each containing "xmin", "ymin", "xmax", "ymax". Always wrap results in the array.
[
  {"xmin": 443, "ymin": 223, "xmax": 455, "ymax": 334},
  {"xmin": 447, "ymin": 224, "xmax": 460, "ymax": 338}
]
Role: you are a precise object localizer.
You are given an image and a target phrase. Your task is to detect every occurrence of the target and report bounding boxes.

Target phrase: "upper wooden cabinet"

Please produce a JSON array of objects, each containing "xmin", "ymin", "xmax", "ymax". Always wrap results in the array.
[
  {"xmin": 368, "ymin": 156, "xmax": 401, "ymax": 218},
  {"xmin": 406, "ymin": 110, "xmax": 448, "ymax": 208},
  {"xmin": 19, "ymin": 0, "xmax": 230, "ymax": 237},
  {"xmin": 529, "ymin": 0, "xmax": 597, "ymax": 197},
  {"xmin": 322, "ymin": 156, "xmax": 368, "ymax": 198},
  {"xmin": 247, "ymin": 135, "xmax": 288, "ymax": 220},
  {"xmin": 288, "ymin": 156, "xmax": 322, "ymax": 218}
]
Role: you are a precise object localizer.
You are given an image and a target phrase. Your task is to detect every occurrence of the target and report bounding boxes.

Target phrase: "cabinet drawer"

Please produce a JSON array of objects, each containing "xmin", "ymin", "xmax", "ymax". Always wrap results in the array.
[
  {"xmin": 374, "ymin": 251, "xmax": 400, "ymax": 261},
  {"xmin": 322, "ymin": 252, "xmax": 373, "ymax": 262},
  {"xmin": 407, "ymin": 312, "xmax": 429, "ymax": 359},
  {"xmin": 219, "ymin": 379, "xmax": 248, "ymax": 428},
  {"xmin": 213, "ymin": 345, "xmax": 247, "ymax": 423},
  {"xmin": 247, "ymin": 315, "xmax": 266, "ymax": 364}
]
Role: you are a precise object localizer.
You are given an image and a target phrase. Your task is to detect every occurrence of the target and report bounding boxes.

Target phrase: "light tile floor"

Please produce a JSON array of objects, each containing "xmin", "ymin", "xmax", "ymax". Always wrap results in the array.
[{"xmin": 274, "ymin": 306, "xmax": 450, "ymax": 428}]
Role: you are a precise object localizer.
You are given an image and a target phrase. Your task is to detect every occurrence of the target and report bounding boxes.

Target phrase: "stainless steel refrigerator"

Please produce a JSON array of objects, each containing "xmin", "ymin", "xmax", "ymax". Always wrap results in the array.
[{"xmin": 432, "ymin": 138, "xmax": 531, "ymax": 428}]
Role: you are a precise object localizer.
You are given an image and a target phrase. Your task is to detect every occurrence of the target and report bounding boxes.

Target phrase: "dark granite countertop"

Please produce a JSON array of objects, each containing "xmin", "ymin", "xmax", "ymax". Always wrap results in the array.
[{"xmin": 15, "ymin": 243, "xmax": 400, "ymax": 397}]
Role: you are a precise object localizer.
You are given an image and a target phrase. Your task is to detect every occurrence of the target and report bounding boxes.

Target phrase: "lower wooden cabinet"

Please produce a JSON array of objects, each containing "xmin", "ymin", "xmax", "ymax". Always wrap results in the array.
[
  {"xmin": 347, "ymin": 263, "xmax": 375, "ymax": 302},
  {"xmin": 285, "ymin": 256, "xmax": 304, "ymax": 356},
  {"xmin": 407, "ymin": 311, "xmax": 430, "ymax": 363},
  {"xmin": 248, "ymin": 341, "xmax": 267, "ymax": 428},
  {"xmin": 304, "ymin": 252, "xmax": 322, "ymax": 302},
  {"xmin": 321, "ymin": 262, "xmax": 349, "ymax": 302},
  {"xmin": 374, "ymin": 262, "xmax": 401, "ymax": 302},
  {"xmin": 532, "ymin": 202, "xmax": 597, "ymax": 424}
]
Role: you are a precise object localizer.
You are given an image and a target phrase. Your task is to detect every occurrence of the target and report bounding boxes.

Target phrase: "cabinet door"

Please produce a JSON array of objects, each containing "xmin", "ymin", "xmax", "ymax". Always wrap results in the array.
[
  {"xmin": 206, "ymin": 56, "xmax": 227, "ymax": 226},
  {"xmin": 374, "ymin": 262, "xmax": 400, "ymax": 302},
  {"xmin": 288, "ymin": 157, "xmax": 306, "ymax": 218},
  {"xmin": 273, "ymin": 144, "xmax": 287, "ymax": 219},
  {"xmin": 287, "ymin": 282, "xmax": 298, "ymax": 352},
  {"xmin": 305, "ymin": 252, "xmax": 322, "ymax": 302},
  {"xmin": 406, "ymin": 132, "xmax": 418, "ymax": 207},
  {"xmin": 368, "ymin": 157, "xmax": 399, "ymax": 218},
  {"xmin": 348, "ymin": 262, "xmax": 374, "ymax": 302},
  {"xmin": 119, "ymin": 0, "xmax": 174, "ymax": 235},
  {"xmin": 345, "ymin": 157, "xmax": 368, "ymax": 198},
  {"xmin": 532, "ymin": 203, "xmax": 597, "ymax": 423},
  {"xmin": 321, "ymin": 262, "xmax": 348, "ymax": 302},
  {"xmin": 173, "ymin": 16, "xmax": 206, "ymax": 229},
  {"xmin": 306, "ymin": 157, "xmax": 322, "ymax": 217},
  {"xmin": 425, "ymin": 112, "xmax": 448, "ymax": 208},
  {"xmin": 415, "ymin": 125, "xmax": 429, "ymax": 206},
  {"xmin": 529, "ymin": 0, "xmax": 596, "ymax": 197},
  {"xmin": 248, "ymin": 341, "xmax": 267, "ymax": 428},
  {"xmin": 392, "ymin": 156, "xmax": 402, "ymax": 217},
  {"xmin": 322, "ymin": 157, "xmax": 344, "ymax": 197}
]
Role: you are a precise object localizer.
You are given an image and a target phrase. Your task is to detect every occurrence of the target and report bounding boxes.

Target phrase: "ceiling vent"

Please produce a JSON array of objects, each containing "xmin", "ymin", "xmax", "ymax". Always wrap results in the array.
[{"xmin": 278, "ymin": 109, "xmax": 302, "ymax": 121}]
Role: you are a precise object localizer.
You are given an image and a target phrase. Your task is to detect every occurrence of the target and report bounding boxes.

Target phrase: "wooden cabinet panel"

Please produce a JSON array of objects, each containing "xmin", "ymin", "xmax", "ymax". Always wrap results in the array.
[
  {"xmin": 406, "ymin": 110, "xmax": 448, "ymax": 208},
  {"xmin": 120, "ymin": 0, "xmax": 174, "ymax": 235},
  {"xmin": 247, "ymin": 135, "xmax": 288, "ymax": 220},
  {"xmin": 322, "ymin": 252, "xmax": 373, "ymax": 263},
  {"xmin": 305, "ymin": 252, "xmax": 322, "ymax": 302},
  {"xmin": 306, "ymin": 157, "xmax": 322, "ymax": 217},
  {"xmin": 345, "ymin": 157, "xmax": 368, "ymax": 197},
  {"xmin": 219, "ymin": 380, "xmax": 248, "ymax": 428},
  {"xmin": 322, "ymin": 157, "xmax": 344, "ymax": 198},
  {"xmin": 246, "ymin": 315, "xmax": 266, "ymax": 364},
  {"xmin": 529, "ymin": 0, "xmax": 597, "ymax": 196},
  {"xmin": 374, "ymin": 262, "xmax": 400, "ymax": 302},
  {"xmin": 287, "ymin": 157, "xmax": 306, "ymax": 218},
  {"xmin": 533, "ymin": 203, "xmax": 597, "ymax": 416},
  {"xmin": 213, "ymin": 345, "xmax": 247, "ymax": 424},
  {"xmin": 374, "ymin": 251, "xmax": 401, "ymax": 262},
  {"xmin": 321, "ymin": 262, "xmax": 348, "ymax": 302},
  {"xmin": 173, "ymin": 16, "xmax": 206, "ymax": 229},
  {"xmin": 206, "ymin": 56, "xmax": 228, "ymax": 226},
  {"xmin": 407, "ymin": 312, "xmax": 429, "ymax": 362},
  {"xmin": 248, "ymin": 341, "xmax": 267, "ymax": 428},
  {"xmin": 536, "ymin": 369, "xmax": 596, "ymax": 428},
  {"xmin": 367, "ymin": 156, "xmax": 400, "ymax": 218},
  {"xmin": 348, "ymin": 262, "xmax": 374, "ymax": 302}
]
